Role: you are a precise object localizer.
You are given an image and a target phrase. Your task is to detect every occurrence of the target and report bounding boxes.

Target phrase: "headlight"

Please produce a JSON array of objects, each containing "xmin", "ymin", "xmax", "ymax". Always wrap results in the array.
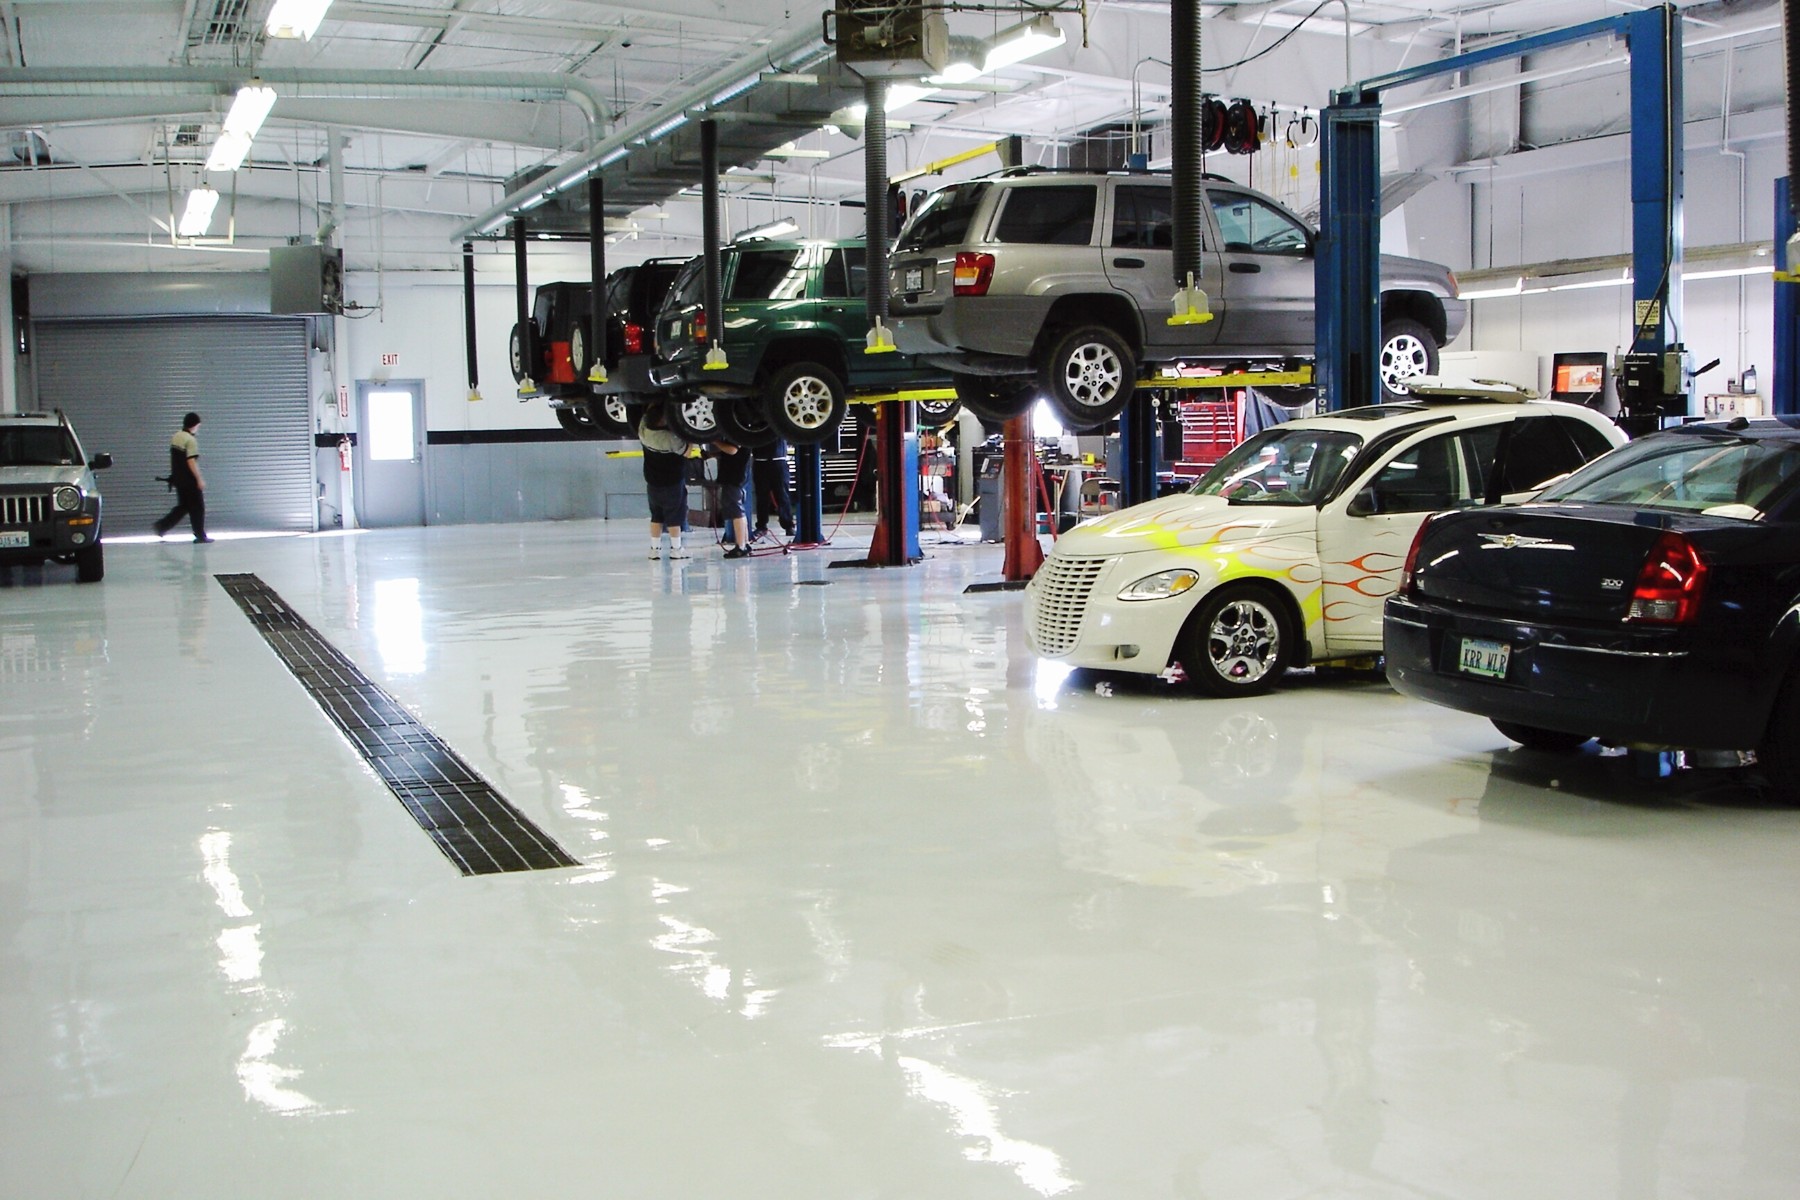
[
  {"xmin": 1119, "ymin": 569, "xmax": 1200, "ymax": 601},
  {"xmin": 53, "ymin": 486, "xmax": 82, "ymax": 512}
]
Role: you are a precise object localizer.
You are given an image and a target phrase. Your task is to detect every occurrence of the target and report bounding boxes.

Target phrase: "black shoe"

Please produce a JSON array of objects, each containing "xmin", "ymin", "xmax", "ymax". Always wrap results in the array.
[
  {"xmin": 194, "ymin": 536, "xmax": 215, "ymax": 543},
  {"xmin": 723, "ymin": 545, "xmax": 753, "ymax": 559},
  {"xmin": 153, "ymin": 522, "xmax": 171, "ymax": 537}
]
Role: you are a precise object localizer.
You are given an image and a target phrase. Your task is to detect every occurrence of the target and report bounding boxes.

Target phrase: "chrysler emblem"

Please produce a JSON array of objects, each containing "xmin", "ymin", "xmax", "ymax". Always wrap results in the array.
[{"xmin": 1478, "ymin": 533, "xmax": 1554, "ymax": 549}]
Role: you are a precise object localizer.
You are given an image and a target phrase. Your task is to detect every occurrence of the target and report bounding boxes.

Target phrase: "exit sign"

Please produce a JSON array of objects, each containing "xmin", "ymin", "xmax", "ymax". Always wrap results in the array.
[{"xmin": 380, "ymin": 353, "xmax": 399, "ymax": 366}]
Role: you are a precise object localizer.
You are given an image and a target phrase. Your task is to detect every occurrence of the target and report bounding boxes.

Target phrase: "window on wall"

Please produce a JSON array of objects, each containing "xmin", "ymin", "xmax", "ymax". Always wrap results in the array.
[{"xmin": 367, "ymin": 390, "xmax": 416, "ymax": 462}]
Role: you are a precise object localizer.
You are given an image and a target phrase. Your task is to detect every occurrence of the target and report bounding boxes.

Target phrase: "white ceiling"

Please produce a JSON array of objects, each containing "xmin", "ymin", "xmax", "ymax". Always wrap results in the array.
[{"xmin": 0, "ymin": 0, "xmax": 1782, "ymax": 274}]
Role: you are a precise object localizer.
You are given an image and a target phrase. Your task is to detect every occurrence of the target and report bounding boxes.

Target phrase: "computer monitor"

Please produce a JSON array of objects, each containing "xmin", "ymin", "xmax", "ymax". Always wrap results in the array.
[{"xmin": 1551, "ymin": 352, "xmax": 1608, "ymax": 403}]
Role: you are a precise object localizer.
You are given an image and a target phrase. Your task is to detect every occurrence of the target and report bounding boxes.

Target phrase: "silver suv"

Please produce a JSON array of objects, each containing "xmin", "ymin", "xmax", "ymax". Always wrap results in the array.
[
  {"xmin": 887, "ymin": 169, "xmax": 1466, "ymax": 428},
  {"xmin": 0, "ymin": 410, "xmax": 110, "ymax": 582}
]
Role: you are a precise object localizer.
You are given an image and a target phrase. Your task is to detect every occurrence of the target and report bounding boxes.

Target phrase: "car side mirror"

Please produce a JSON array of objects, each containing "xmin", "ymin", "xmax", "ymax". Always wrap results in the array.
[
  {"xmin": 90, "ymin": 453, "xmax": 112, "ymax": 470},
  {"xmin": 1346, "ymin": 487, "xmax": 1376, "ymax": 517}
]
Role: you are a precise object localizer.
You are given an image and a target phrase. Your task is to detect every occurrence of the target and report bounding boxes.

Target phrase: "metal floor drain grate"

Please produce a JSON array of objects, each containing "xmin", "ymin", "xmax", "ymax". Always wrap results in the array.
[{"xmin": 217, "ymin": 573, "xmax": 577, "ymax": 876}]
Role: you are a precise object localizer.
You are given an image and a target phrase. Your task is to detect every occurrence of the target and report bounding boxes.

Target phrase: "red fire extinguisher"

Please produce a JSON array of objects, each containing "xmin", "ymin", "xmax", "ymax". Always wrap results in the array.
[{"xmin": 338, "ymin": 436, "xmax": 353, "ymax": 472}]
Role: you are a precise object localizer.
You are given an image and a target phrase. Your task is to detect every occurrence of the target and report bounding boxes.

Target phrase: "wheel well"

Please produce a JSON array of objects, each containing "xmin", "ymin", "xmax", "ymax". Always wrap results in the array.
[
  {"xmin": 759, "ymin": 337, "xmax": 848, "ymax": 383},
  {"xmin": 1033, "ymin": 294, "xmax": 1142, "ymax": 361},
  {"xmin": 1380, "ymin": 291, "xmax": 1446, "ymax": 347},
  {"xmin": 1174, "ymin": 577, "xmax": 1311, "ymax": 670}
]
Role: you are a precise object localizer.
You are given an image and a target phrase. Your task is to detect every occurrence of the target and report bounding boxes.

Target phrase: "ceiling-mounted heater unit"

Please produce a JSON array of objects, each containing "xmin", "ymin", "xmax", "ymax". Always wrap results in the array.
[{"xmin": 831, "ymin": 0, "xmax": 948, "ymax": 77}]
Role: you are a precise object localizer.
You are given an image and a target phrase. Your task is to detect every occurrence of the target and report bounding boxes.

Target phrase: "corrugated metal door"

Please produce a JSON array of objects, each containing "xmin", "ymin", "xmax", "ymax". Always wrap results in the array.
[{"xmin": 32, "ymin": 316, "xmax": 315, "ymax": 534}]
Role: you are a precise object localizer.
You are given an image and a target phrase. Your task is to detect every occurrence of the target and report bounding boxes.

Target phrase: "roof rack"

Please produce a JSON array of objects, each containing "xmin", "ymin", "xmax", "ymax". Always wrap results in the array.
[{"xmin": 988, "ymin": 165, "xmax": 1235, "ymax": 183}]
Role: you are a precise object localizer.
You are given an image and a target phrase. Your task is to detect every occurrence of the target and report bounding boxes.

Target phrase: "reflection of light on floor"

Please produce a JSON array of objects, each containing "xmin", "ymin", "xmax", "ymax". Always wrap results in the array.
[
  {"xmin": 112, "ymin": 530, "xmax": 319, "ymax": 544},
  {"xmin": 236, "ymin": 1019, "xmax": 323, "ymax": 1116},
  {"xmin": 898, "ymin": 1056, "xmax": 1078, "ymax": 1196},
  {"xmin": 373, "ymin": 577, "xmax": 426, "ymax": 676},
  {"xmin": 1032, "ymin": 660, "xmax": 1076, "ymax": 709}
]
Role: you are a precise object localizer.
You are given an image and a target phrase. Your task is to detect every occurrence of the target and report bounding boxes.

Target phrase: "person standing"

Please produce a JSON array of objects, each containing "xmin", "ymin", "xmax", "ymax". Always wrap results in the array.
[
  {"xmin": 751, "ymin": 438, "xmax": 795, "ymax": 539},
  {"xmin": 638, "ymin": 403, "xmax": 692, "ymax": 559},
  {"xmin": 713, "ymin": 441, "xmax": 753, "ymax": 558},
  {"xmin": 153, "ymin": 412, "xmax": 212, "ymax": 542}
]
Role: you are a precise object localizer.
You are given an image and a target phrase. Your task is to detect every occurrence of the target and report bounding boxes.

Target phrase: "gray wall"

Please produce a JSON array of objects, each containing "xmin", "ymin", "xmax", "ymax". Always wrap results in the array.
[{"xmin": 426, "ymin": 437, "xmax": 652, "ymax": 525}]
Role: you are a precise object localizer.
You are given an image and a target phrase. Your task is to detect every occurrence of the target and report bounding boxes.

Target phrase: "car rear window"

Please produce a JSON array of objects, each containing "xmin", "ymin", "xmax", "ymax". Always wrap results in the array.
[
  {"xmin": 1537, "ymin": 434, "xmax": 1800, "ymax": 518},
  {"xmin": 993, "ymin": 185, "xmax": 1096, "ymax": 245},
  {"xmin": 896, "ymin": 183, "xmax": 988, "ymax": 252},
  {"xmin": 728, "ymin": 249, "xmax": 809, "ymax": 300}
]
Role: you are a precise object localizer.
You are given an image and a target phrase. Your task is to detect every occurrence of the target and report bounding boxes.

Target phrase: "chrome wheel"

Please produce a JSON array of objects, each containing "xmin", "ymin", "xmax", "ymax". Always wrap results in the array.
[
  {"xmin": 1061, "ymin": 341, "xmax": 1126, "ymax": 410},
  {"xmin": 779, "ymin": 374, "xmax": 836, "ymax": 432},
  {"xmin": 1378, "ymin": 319, "xmax": 1436, "ymax": 398},
  {"xmin": 1205, "ymin": 597, "xmax": 1282, "ymax": 686}
]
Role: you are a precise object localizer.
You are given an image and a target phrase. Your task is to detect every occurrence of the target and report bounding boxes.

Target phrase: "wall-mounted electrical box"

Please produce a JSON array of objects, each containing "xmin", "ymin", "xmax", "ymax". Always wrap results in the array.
[{"xmin": 270, "ymin": 245, "xmax": 344, "ymax": 315}]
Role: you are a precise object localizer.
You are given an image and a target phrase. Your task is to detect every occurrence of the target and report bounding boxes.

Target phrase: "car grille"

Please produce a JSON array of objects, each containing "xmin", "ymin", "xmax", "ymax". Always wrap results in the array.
[
  {"xmin": 1, "ymin": 492, "xmax": 48, "ymax": 526},
  {"xmin": 1031, "ymin": 555, "xmax": 1108, "ymax": 655}
]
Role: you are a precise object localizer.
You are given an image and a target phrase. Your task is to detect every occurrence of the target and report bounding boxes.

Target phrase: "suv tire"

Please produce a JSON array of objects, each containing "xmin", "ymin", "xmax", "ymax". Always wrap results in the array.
[
  {"xmin": 1379, "ymin": 317, "xmax": 1437, "ymax": 401},
  {"xmin": 668, "ymin": 394, "xmax": 721, "ymax": 442},
  {"xmin": 1041, "ymin": 325, "xmax": 1136, "ymax": 430},
  {"xmin": 75, "ymin": 542, "xmax": 103, "ymax": 583},
  {"xmin": 915, "ymin": 397, "xmax": 962, "ymax": 427},
  {"xmin": 568, "ymin": 323, "xmax": 593, "ymax": 377},
  {"xmin": 716, "ymin": 397, "xmax": 781, "ymax": 449},
  {"xmin": 764, "ymin": 362, "xmax": 847, "ymax": 444},
  {"xmin": 555, "ymin": 407, "xmax": 603, "ymax": 438},
  {"xmin": 508, "ymin": 323, "xmax": 530, "ymax": 383},
  {"xmin": 953, "ymin": 374, "xmax": 1035, "ymax": 421},
  {"xmin": 588, "ymin": 395, "xmax": 639, "ymax": 438}
]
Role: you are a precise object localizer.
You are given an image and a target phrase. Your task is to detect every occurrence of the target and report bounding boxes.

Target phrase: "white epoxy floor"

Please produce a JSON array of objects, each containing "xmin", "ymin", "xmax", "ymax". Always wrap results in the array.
[{"xmin": 2, "ymin": 519, "xmax": 1797, "ymax": 1199}]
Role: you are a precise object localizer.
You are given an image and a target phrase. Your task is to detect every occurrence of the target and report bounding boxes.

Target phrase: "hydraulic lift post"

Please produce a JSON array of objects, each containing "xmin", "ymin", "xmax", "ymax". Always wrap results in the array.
[
  {"xmin": 1000, "ymin": 411, "xmax": 1044, "ymax": 581},
  {"xmin": 1776, "ymin": 177, "xmax": 1798, "ymax": 416}
]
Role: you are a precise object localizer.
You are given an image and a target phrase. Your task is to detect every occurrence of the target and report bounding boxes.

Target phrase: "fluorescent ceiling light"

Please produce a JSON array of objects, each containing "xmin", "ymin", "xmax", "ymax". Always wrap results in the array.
[
  {"xmin": 1458, "ymin": 278, "xmax": 1523, "ymax": 300},
  {"xmin": 1686, "ymin": 265, "xmax": 1774, "ymax": 281},
  {"xmin": 738, "ymin": 218, "xmax": 799, "ymax": 240},
  {"xmin": 981, "ymin": 15, "xmax": 1064, "ymax": 73},
  {"xmin": 205, "ymin": 130, "xmax": 255, "ymax": 173},
  {"xmin": 177, "ymin": 187, "xmax": 219, "ymax": 237},
  {"xmin": 1546, "ymin": 270, "xmax": 1631, "ymax": 292},
  {"xmin": 265, "ymin": 0, "xmax": 331, "ymax": 39},
  {"xmin": 223, "ymin": 86, "xmax": 277, "ymax": 138},
  {"xmin": 765, "ymin": 141, "xmax": 830, "ymax": 159}
]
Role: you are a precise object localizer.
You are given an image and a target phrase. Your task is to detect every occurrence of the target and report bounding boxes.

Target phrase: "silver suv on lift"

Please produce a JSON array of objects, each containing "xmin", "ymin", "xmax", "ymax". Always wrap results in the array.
[
  {"xmin": 886, "ymin": 168, "xmax": 1467, "ymax": 429},
  {"xmin": 0, "ymin": 409, "xmax": 110, "ymax": 582}
]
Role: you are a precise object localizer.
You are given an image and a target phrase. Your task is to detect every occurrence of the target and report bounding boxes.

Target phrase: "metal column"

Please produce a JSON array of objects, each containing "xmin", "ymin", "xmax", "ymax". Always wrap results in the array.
[
  {"xmin": 1625, "ymin": 5, "xmax": 1683, "ymax": 358},
  {"xmin": 1119, "ymin": 390, "xmax": 1158, "ymax": 508},
  {"xmin": 1776, "ymin": 178, "xmax": 1798, "ymax": 415},
  {"xmin": 795, "ymin": 441, "xmax": 824, "ymax": 543},
  {"xmin": 1000, "ymin": 411, "xmax": 1043, "ymax": 580},
  {"xmin": 1317, "ymin": 100, "xmax": 1382, "ymax": 411}
]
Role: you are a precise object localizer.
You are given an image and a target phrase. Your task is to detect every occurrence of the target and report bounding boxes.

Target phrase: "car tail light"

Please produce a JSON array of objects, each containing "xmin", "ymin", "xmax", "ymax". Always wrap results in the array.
[
  {"xmin": 953, "ymin": 252, "xmax": 995, "ymax": 297},
  {"xmin": 1625, "ymin": 531, "xmax": 1708, "ymax": 624},
  {"xmin": 624, "ymin": 322, "xmax": 644, "ymax": 355},
  {"xmin": 693, "ymin": 311, "xmax": 708, "ymax": 344},
  {"xmin": 1397, "ymin": 514, "xmax": 1438, "ymax": 597}
]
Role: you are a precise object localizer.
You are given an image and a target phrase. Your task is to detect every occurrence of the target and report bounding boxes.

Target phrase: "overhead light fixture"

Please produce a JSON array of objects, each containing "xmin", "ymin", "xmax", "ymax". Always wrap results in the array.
[
  {"xmin": 738, "ymin": 217, "xmax": 799, "ymax": 240},
  {"xmin": 710, "ymin": 75, "xmax": 761, "ymax": 108},
  {"xmin": 1686, "ymin": 264, "xmax": 1775, "ymax": 281},
  {"xmin": 177, "ymin": 186, "xmax": 220, "ymax": 237},
  {"xmin": 1457, "ymin": 278, "xmax": 1523, "ymax": 301},
  {"xmin": 765, "ymin": 141, "xmax": 831, "ymax": 159},
  {"xmin": 265, "ymin": 0, "xmax": 332, "ymax": 39},
  {"xmin": 930, "ymin": 35, "xmax": 985, "ymax": 84},
  {"xmin": 980, "ymin": 15, "xmax": 1064, "ymax": 74},
  {"xmin": 204, "ymin": 85, "xmax": 276, "ymax": 172},
  {"xmin": 597, "ymin": 147, "xmax": 629, "ymax": 168},
  {"xmin": 641, "ymin": 113, "xmax": 689, "ymax": 144}
]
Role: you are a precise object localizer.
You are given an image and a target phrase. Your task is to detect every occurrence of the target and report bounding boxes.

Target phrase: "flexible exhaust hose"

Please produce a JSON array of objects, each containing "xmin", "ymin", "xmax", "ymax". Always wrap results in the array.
[
  {"xmin": 1172, "ymin": 0, "xmax": 1203, "ymax": 289},
  {"xmin": 864, "ymin": 77, "xmax": 890, "ymax": 323},
  {"xmin": 701, "ymin": 119, "xmax": 722, "ymax": 352}
]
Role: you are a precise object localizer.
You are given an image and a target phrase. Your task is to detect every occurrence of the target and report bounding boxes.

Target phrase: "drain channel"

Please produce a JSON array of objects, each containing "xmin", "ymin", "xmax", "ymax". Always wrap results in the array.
[{"xmin": 217, "ymin": 573, "xmax": 577, "ymax": 876}]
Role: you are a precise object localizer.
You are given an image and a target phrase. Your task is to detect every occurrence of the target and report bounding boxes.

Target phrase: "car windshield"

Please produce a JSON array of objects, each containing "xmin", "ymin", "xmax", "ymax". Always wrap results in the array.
[
  {"xmin": 0, "ymin": 426, "xmax": 79, "ymax": 467},
  {"xmin": 1536, "ymin": 433, "xmax": 1800, "ymax": 519},
  {"xmin": 896, "ymin": 183, "xmax": 988, "ymax": 252},
  {"xmin": 1190, "ymin": 427, "xmax": 1363, "ymax": 505}
]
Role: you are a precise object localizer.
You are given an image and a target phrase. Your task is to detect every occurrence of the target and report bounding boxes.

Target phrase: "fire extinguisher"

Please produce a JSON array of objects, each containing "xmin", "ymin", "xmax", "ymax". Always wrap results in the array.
[{"xmin": 338, "ymin": 436, "xmax": 353, "ymax": 472}]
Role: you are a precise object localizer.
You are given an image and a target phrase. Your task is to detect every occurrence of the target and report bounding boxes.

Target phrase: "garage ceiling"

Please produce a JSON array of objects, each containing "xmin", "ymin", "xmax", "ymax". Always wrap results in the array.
[{"xmin": 0, "ymin": 0, "xmax": 1783, "ymax": 273}]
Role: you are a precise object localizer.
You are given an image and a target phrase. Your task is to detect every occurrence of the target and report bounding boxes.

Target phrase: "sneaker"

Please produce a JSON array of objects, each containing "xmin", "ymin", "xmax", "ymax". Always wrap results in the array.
[
  {"xmin": 723, "ymin": 545, "xmax": 752, "ymax": 559},
  {"xmin": 669, "ymin": 546, "xmax": 692, "ymax": 560},
  {"xmin": 649, "ymin": 550, "xmax": 664, "ymax": 560}
]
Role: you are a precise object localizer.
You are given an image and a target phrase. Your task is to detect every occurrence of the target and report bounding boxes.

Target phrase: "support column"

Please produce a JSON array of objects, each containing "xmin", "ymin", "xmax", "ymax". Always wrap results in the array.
[
  {"xmin": 1775, "ymin": 178, "xmax": 1798, "ymax": 416},
  {"xmin": 1119, "ymin": 390, "xmax": 1158, "ymax": 508},
  {"xmin": 1000, "ymin": 411, "xmax": 1043, "ymax": 581},
  {"xmin": 795, "ymin": 441, "xmax": 824, "ymax": 543},
  {"xmin": 1624, "ymin": 5, "xmax": 1684, "ymax": 360},
  {"xmin": 1317, "ymin": 99, "xmax": 1382, "ymax": 410}
]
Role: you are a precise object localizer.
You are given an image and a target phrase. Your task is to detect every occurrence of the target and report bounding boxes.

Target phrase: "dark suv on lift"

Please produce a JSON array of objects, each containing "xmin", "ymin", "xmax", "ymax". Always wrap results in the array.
[
  {"xmin": 651, "ymin": 237, "xmax": 951, "ymax": 445},
  {"xmin": 887, "ymin": 168, "xmax": 1466, "ymax": 430},
  {"xmin": 584, "ymin": 258, "xmax": 686, "ymax": 437},
  {"xmin": 521, "ymin": 260, "xmax": 686, "ymax": 439}
]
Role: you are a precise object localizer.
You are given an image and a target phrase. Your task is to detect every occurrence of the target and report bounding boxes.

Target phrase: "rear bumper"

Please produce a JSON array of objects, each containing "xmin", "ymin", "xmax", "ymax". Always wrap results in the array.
[
  {"xmin": 891, "ymin": 298, "xmax": 1048, "ymax": 365},
  {"xmin": 1383, "ymin": 595, "xmax": 1760, "ymax": 750},
  {"xmin": 592, "ymin": 354, "xmax": 664, "ymax": 397}
]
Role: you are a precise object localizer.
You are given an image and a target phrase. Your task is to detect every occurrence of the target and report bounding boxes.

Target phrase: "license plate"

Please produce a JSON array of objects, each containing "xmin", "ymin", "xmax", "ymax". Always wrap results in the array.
[
  {"xmin": 1457, "ymin": 636, "xmax": 1511, "ymax": 680},
  {"xmin": 0, "ymin": 530, "xmax": 28, "ymax": 548},
  {"xmin": 903, "ymin": 267, "xmax": 925, "ymax": 292}
]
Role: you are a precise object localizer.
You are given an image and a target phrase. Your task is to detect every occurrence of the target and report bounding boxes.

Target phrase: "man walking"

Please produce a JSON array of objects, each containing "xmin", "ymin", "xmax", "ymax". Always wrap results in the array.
[{"xmin": 153, "ymin": 412, "xmax": 212, "ymax": 542}]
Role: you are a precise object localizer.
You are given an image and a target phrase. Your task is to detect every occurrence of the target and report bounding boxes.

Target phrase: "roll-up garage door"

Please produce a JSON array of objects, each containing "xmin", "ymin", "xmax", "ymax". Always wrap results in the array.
[{"xmin": 31, "ymin": 316, "xmax": 315, "ymax": 535}]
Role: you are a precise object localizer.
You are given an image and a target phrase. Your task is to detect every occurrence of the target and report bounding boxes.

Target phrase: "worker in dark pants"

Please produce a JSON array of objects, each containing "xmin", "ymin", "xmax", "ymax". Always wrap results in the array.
[
  {"xmin": 153, "ymin": 412, "xmax": 212, "ymax": 542},
  {"xmin": 751, "ymin": 438, "xmax": 795, "ymax": 540}
]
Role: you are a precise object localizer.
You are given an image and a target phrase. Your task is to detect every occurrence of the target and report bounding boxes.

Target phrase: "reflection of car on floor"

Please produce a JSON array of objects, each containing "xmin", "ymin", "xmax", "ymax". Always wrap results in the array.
[
  {"xmin": 0, "ymin": 409, "xmax": 110, "ymax": 583},
  {"xmin": 1384, "ymin": 417, "xmax": 1800, "ymax": 798},
  {"xmin": 1022, "ymin": 380, "xmax": 1625, "ymax": 696}
]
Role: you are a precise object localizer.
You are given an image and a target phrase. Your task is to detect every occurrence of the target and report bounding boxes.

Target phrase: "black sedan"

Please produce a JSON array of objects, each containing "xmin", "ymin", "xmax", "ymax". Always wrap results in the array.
[{"xmin": 1384, "ymin": 417, "xmax": 1800, "ymax": 797}]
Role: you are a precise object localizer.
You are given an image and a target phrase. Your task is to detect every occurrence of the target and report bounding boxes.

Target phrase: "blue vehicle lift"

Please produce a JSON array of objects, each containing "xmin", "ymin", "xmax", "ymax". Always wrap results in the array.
[
  {"xmin": 1319, "ymin": 5, "xmax": 1684, "ymax": 410},
  {"xmin": 1776, "ymin": 177, "xmax": 1798, "ymax": 417}
]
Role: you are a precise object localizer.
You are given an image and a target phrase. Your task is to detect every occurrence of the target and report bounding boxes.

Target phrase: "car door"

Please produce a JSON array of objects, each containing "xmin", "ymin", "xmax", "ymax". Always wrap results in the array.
[
  {"xmin": 1314, "ymin": 425, "xmax": 1493, "ymax": 653},
  {"xmin": 1104, "ymin": 182, "xmax": 1223, "ymax": 356},
  {"xmin": 1206, "ymin": 187, "xmax": 1316, "ymax": 353}
]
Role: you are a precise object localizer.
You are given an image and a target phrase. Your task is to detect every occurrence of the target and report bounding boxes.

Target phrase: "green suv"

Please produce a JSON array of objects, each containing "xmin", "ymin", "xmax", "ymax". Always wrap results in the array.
[
  {"xmin": 0, "ymin": 410, "xmax": 111, "ymax": 582},
  {"xmin": 651, "ymin": 238, "xmax": 950, "ymax": 444}
]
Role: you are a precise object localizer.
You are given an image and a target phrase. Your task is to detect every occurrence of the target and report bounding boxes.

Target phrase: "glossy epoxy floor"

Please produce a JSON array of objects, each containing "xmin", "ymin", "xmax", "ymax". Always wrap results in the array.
[{"xmin": 3, "ymin": 520, "xmax": 1797, "ymax": 1200}]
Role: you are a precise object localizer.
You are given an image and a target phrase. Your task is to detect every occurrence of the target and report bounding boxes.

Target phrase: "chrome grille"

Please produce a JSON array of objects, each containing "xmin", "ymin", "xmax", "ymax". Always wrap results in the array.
[
  {"xmin": 1, "ymin": 493, "xmax": 48, "ymax": 526},
  {"xmin": 1031, "ymin": 555, "xmax": 1108, "ymax": 655}
]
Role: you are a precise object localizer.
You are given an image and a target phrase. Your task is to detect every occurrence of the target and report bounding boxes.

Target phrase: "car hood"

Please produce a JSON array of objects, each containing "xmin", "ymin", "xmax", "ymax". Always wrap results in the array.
[
  {"xmin": 0, "ymin": 464, "xmax": 86, "ymax": 490},
  {"xmin": 1056, "ymin": 493, "xmax": 1313, "ymax": 557}
]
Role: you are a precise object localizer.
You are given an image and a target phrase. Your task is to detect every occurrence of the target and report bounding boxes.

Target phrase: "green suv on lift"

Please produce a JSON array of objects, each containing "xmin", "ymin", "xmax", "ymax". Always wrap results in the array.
[{"xmin": 650, "ymin": 237, "xmax": 953, "ymax": 445}]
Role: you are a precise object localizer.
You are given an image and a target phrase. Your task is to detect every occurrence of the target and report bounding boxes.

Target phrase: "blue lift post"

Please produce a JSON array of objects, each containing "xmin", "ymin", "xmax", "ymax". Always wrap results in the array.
[
  {"xmin": 1776, "ymin": 178, "xmax": 1798, "ymax": 416},
  {"xmin": 1320, "ymin": 6, "xmax": 1684, "ymax": 410}
]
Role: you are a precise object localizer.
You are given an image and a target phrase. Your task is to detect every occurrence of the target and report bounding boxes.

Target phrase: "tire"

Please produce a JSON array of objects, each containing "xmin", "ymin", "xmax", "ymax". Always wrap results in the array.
[
  {"xmin": 952, "ymin": 374, "xmax": 1035, "ymax": 422},
  {"xmin": 1040, "ymin": 325, "xmax": 1137, "ymax": 430},
  {"xmin": 1379, "ymin": 317, "xmax": 1437, "ymax": 402},
  {"xmin": 554, "ymin": 406, "xmax": 602, "ymax": 438},
  {"xmin": 763, "ymin": 361, "xmax": 846, "ymax": 444},
  {"xmin": 568, "ymin": 323, "xmax": 593, "ymax": 377},
  {"xmin": 586, "ymin": 395, "xmax": 639, "ymax": 438},
  {"xmin": 1757, "ymin": 678, "xmax": 1800, "ymax": 803},
  {"xmin": 715, "ymin": 396, "xmax": 780, "ymax": 449},
  {"xmin": 75, "ymin": 541, "xmax": 103, "ymax": 583},
  {"xmin": 1492, "ymin": 721, "xmax": 1592, "ymax": 753},
  {"xmin": 1179, "ymin": 584, "xmax": 1293, "ymax": 698},
  {"xmin": 666, "ymin": 394, "xmax": 721, "ymax": 442},
  {"xmin": 508, "ymin": 323, "xmax": 529, "ymax": 383},
  {"xmin": 915, "ymin": 396, "xmax": 962, "ymax": 427}
]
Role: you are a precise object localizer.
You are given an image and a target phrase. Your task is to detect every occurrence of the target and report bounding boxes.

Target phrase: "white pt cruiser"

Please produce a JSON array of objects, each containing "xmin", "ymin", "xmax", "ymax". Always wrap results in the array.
[{"xmin": 1022, "ymin": 384, "xmax": 1626, "ymax": 696}]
